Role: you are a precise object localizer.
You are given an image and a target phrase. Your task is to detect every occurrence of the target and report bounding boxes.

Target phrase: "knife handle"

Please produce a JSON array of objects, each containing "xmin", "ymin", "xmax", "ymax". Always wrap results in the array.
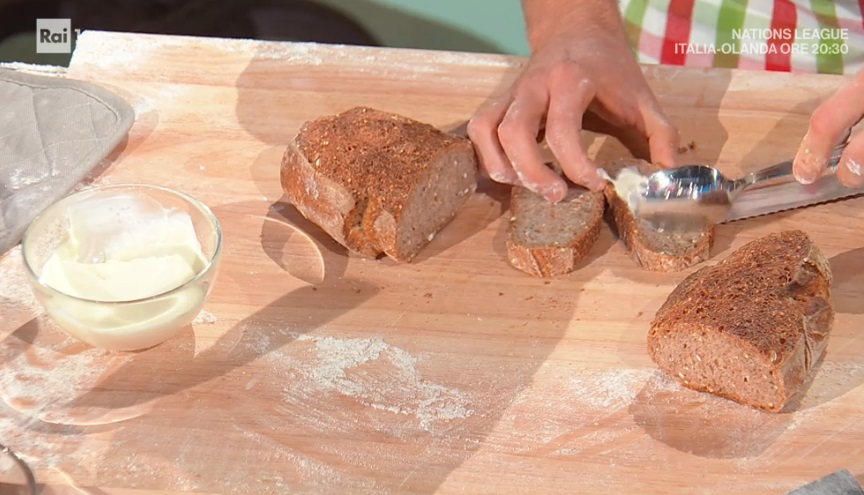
[{"xmin": 746, "ymin": 142, "xmax": 847, "ymax": 190}]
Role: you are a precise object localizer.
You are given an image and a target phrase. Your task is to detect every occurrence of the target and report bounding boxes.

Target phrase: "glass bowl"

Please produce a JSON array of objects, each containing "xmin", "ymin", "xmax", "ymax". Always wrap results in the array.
[
  {"xmin": 0, "ymin": 444, "xmax": 35, "ymax": 495},
  {"xmin": 21, "ymin": 184, "xmax": 222, "ymax": 351}
]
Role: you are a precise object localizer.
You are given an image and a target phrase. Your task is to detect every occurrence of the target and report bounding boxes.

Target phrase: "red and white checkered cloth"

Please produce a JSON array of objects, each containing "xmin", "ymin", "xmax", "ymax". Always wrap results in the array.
[{"xmin": 620, "ymin": 0, "xmax": 864, "ymax": 74}]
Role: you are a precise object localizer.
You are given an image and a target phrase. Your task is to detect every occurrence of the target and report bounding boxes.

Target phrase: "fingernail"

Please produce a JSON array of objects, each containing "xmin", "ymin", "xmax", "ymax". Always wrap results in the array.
[
  {"xmin": 585, "ymin": 170, "xmax": 608, "ymax": 191},
  {"xmin": 794, "ymin": 171, "xmax": 816, "ymax": 185},
  {"xmin": 514, "ymin": 171, "xmax": 547, "ymax": 198},
  {"xmin": 846, "ymin": 159, "xmax": 863, "ymax": 176},
  {"xmin": 514, "ymin": 168, "xmax": 527, "ymax": 185},
  {"xmin": 541, "ymin": 181, "xmax": 567, "ymax": 203},
  {"xmin": 490, "ymin": 170, "xmax": 520, "ymax": 185},
  {"xmin": 793, "ymin": 149, "xmax": 823, "ymax": 185},
  {"xmin": 589, "ymin": 179, "xmax": 607, "ymax": 192}
]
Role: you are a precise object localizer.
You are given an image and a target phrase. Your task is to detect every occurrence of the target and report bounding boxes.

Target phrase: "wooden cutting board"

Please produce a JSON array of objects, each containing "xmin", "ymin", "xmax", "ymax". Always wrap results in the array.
[{"xmin": 0, "ymin": 30, "xmax": 863, "ymax": 495}]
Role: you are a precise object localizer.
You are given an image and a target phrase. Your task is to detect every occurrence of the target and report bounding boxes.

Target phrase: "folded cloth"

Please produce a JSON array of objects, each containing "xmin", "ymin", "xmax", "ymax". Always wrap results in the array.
[{"xmin": 0, "ymin": 67, "xmax": 134, "ymax": 256}]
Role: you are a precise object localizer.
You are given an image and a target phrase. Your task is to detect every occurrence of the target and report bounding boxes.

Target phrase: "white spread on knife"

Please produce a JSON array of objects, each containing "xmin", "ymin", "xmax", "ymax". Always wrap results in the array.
[
  {"xmin": 598, "ymin": 167, "xmax": 648, "ymax": 211},
  {"xmin": 40, "ymin": 195, "xmax": 207, "ymax": 302}
]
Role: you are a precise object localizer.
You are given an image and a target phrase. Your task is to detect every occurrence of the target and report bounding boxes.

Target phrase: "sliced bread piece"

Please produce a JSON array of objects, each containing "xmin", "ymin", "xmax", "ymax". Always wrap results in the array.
[
  {"xmin": 648, "ymin": 230, "xmax": 834, "ymax": 412},
  {"xmin": 280, "ymin": 106, "xmax": 478, "ymax": 262},
  {"xmin": 601, "ymin": 158, "xmax": 715, "ymax": 272},
  {"xmin": 506, "ymin": 184, "xmax": 605, "ymax": 277}
]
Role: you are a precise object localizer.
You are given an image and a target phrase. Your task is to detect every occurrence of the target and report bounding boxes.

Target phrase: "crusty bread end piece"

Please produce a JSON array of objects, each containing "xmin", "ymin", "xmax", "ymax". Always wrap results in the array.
[
  {"xmin": 506, "ymin": 184, "xmax": 605, "ymax": 277},
  {"xmin": 280, "ymin": 107, "xmax": 478, "ymax": 262},
  {"xmin": 648, "ymin": 230, "xmax": 834, "ymax": 412},
  {"xmin": 602, "ymin": 158, "xmax": 715, "ymax": 272}
]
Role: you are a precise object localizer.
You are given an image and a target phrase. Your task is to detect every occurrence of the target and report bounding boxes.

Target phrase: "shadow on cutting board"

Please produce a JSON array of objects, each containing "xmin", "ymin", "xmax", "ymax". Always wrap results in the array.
[
  {"xmin": 628, "ymin": 369, "xmax": 796, "ymax": 459},
  {"xmin": 17, "ymin": 178, "xmax": 576, "ymax": 490},
  {"xmin": 629, "ymin": 245, "xmax": 864, "ymax": 460},
  {"xmin": 600, "ymin": 90, "xmax": 864, "ymax": 458},
  {"xmin": 166, "ymin": 202, "xmax": 574, "ymax": 492},
  {"xmin": 199, "ymin": 54, "xmax": 575, "ymax": 494},
  {"xmin": 243, "ymin": 145, "xmax": 513, "ymax": 266},
  {"xmin": 3, "ymin": 197, "xmax": 384, "ymax": 489},
  {"xmin": 830, "ymin": 247, "xmax": 864, "ymax": 316}
]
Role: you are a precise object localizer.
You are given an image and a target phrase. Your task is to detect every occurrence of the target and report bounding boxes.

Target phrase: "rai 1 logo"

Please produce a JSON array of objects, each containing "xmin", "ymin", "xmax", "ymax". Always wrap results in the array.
[{"xmin": 36, "ymin": 19, "xmax": 81, "ymax": 54}]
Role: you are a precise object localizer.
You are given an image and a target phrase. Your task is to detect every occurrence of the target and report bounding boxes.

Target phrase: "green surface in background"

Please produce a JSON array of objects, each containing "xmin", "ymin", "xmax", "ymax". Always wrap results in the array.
[
  {"xmin": 0, "ymin": 32, "xmax": 72, "ymax": 66},
  {"xmin": 313, "ymin": 0, "xmax": 529, "ymax": 55},
  {"xmin": 0, "ymin": 0, "xmax": 529, "ymax": 65}
]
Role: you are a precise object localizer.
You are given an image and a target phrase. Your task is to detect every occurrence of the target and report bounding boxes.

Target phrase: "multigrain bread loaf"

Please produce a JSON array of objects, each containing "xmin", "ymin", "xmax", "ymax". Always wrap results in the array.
[
  {"xmin": 506, "ymin": 183, "xmax": 605, "ymax": 277},
  {"xmin": 280, "ymin": 107, "xmax": 478, "ymax": 262},
  {"xmin": 648, "ymin": 230, "xmax": 834, "ymax": 412},
  {"xmin": 602, "ymin": 159, "xmax": 715, "ymax": 272}
]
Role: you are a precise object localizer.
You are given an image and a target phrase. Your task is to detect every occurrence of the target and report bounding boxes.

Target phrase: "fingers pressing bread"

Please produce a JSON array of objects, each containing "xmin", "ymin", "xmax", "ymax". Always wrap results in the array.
[
  {"xmin": 466, "ymin": 23, "xmax": 682, "ymax": 200},
  {"xmin": 498, "ymin": 80, "xmax": 570, "ymax": 201},
  {"xmin": 545, "ymin": 70, "xmax": 607, "ymax": 192},
  {"xmin": 468, "ymin": 70, "xmax": 679, "ymax": 199},
  {"xmin": 467, "ymin": 99, "xmax": 521, "ymax": 186}
]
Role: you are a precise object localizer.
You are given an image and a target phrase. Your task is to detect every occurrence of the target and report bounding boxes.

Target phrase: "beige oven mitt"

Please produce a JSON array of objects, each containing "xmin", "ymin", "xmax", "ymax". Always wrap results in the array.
[{"xmin": 0, "ymin": 67, "xmax": 134, "ymax": 256}]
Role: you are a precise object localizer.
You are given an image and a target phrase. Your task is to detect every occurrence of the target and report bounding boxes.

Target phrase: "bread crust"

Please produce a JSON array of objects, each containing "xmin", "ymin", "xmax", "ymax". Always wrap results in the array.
[
  {"xmin": 602, "ymin": 159, "xmax": 715, "ymax": 272},
  {"xmin": 506, "ymin": 185, "xmax": 605, "ymax": 278},
  {"xmin": 648, "ymin": 230, "xmax": 834, "ymax": 412},
  {"xmin": 281, "ymin": 139, "xmax": 378, "ymax": 256},
  {"xmin": 280, "ymin": 107, "xmax": 477, "ymax": 262}
]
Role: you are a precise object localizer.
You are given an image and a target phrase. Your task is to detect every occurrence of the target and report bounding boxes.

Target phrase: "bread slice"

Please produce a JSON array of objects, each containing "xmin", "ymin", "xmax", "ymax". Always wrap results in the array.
[
  {"xmin": 280, "ymin": 107, "xmax": 478, "ymax": 262},
  {"xmin": 648, "ymin": 230, "xmax": 834, "ymax": 412},
  {"xmin": 601, "ymin": 158, "xmax": 715, "ymax": 272},
  {"xmin": 506, "ymin": 184, "xmax": 605, "ymax": 277}
]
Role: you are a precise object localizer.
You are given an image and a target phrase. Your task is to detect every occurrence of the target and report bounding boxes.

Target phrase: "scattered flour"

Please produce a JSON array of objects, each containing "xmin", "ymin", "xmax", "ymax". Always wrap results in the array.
[
  {"xmin": 192, "ymin": 310, "xmax": 217, "ymax": 326},
  {"xmin": 7, "ymin": 166, "xmax": 50, "ymax": 190},
  {"xmin": 0, "ymin": 337, "xmax": 136, "ymax": 426},
  {"xmin": 0, "ymin": 246, "xmax": 41, "ymax": 316},
  {"xmin": 72, "ymin": 30, "xmax": 518, "ymax": 75},
  {"xmin": 0, "ymin": 249, "xmax": 152, "ymax": 474},
  {"xmin": 276, "ymin": 334, "xmax": 475, "ymax": 433},
  {"xmin": 0, "ymin": 62, "xmax": 68, "ymax": 77},
  {"xmin": 785, "ymin": 360, "xmax": 864, "ymax": 429},
  {"xmin": 0, "ymin": 413, "xmax": 91, "ymax": 476},
  {"xmin": 553, "ymin": 429, "xmax": 633, "ymax": 456},
  {"xmin": 230, "ymin": 423, "xmax": 347, "ymax": 490},
  {"xmin": 0, "ymin": 332, "xmax": 139, "ymax": 479},
  {"xmin": 566, "ymin": 368, "xmax": 651, "ymax": 410},
  {"xmin": 318, "ymin": 45, "xmax": 519, "ymax": 72},
  {"xmin": 646, "ymin": 368, "xmax": 684, "ymax": 392},
  {"xmin": 487, "ymin": 367, "xmax": 652, "ymax": 453},
  {"xmin": 253, "ymin": 42, "xmax": 324, "ymax": 65},
  {"xmin": 72, "ymin": 32, "xmax": 174, "ymax": 73},
  {"xmin": 215, "ymin": 34, "xmax": 519, "ymax": 69},
  {"xmin": 248, "ymin": 333, "xmax": 271, "ymax": 355}
]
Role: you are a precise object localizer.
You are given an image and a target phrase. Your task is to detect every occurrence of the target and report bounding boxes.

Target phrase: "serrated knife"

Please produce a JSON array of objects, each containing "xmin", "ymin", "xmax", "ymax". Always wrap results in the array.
[
  {"xmin": 625, "ymin": 140, "xmax": 864, "ymax": 230},
  {"xmin": 786, "ymin": 468, "xmax": 864, "ymax": 495},
  {"xmin": 722, "ymin": 150, "xmax": 864, "ymax": 222}
]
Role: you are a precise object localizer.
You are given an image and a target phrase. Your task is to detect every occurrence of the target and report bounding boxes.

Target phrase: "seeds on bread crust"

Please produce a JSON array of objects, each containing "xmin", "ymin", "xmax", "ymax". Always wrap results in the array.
[
  {"xmin": 281, "ymin": 107, "xmax": 478, "ymax": 262},
  {"xmin": 648, "ymin": 230, "xmax": 834, "ymax": 412}
]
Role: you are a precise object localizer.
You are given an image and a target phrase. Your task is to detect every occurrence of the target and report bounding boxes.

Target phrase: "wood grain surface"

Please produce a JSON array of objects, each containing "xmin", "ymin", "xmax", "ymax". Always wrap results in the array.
[{"xmin": 0, "ymin": 30, "xmax": 863, "ymax": 495}]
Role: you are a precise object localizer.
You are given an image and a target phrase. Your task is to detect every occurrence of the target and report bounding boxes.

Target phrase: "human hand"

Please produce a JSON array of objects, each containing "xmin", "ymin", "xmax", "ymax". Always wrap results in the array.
[
  {"xmin": 467, "ymin": 29, "xmax": 680, "ymax": 202},
  {"xmin": 793, "ymin": 69, "xmax": 864, "ymax": 188}
]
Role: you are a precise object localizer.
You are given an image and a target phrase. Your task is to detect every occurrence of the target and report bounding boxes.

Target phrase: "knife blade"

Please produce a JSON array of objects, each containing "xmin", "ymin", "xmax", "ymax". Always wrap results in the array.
[
  {"xmin": 722, "ymin": 160, "xmax": 864, "ymax": 223},
  {"xmin": 786, "ymin": 469, "xmax": 864, "ymax": 495}
]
